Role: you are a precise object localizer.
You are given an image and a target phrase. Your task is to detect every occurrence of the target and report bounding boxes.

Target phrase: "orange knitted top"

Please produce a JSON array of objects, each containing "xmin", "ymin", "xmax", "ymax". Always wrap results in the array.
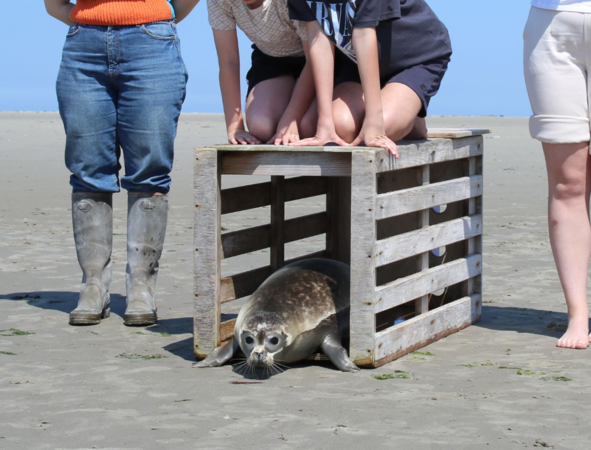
[{"xmin": 70, "ymin": 0, "xmax": 174, "ymax": 26}]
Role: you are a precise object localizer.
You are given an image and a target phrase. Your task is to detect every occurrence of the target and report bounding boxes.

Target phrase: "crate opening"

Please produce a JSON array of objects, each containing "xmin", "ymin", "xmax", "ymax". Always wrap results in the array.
[
  {"xmin": 375, "ymin": 301, "xmax": 416, "ymax": 332},
  {"xmin": 427, "ymin": 280, "xmax": 466, "ymax": 312}
]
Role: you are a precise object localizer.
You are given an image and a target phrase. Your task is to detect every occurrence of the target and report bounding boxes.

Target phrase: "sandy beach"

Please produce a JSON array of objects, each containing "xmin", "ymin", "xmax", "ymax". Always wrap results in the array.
[{"xmin": 1, "ymin": 112, "xmax": 590, "ymax": 449}]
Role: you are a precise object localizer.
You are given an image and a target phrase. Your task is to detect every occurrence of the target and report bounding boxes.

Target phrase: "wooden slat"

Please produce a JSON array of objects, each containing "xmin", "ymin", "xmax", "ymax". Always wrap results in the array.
[
  {"xmin": 271, "ymin": 176, "xmax": 285, "ymax": 271},
  {"xmin": 349, "ymin": 150, "xmax": 378, "ymax": 366},
  {"xmin": 375, "ymin": 136, "xmax": 483, "ymax": 173},
  {"xmin": 464, "ymin": 156, "xmax": 484, "ymax": 298},
  {"xmin": 220, "ymin": 265, "xmax": 271, "ymax": 303},
  {"xmin": 376, "ymin": 255, "xmax": 482, "ymax": 313},
  {"xmin": 427, "ymin": 128, "xmax": 490, "ymax": 139},
  {"xmin": 375, "ymin": 214, "xmax": 483, "ymax": 267},
  {"xmin": 284, "ymin": 177, "xmax": 327, "ymax": 202},
  {"xmin": 221, "ymin": 224, "xmax": 270, "ymax": 259},
  {"xmin": 376, "ymin": 175, "xmax": 483, "ymax": 219},
  {"xmin": 373, "ymin": 295, "xmax": 482, "ymax": 365},
  {"xmin": 221, "ymin": 212, "xmax": 329, "ymax": 259},
  {"xmin": 326, "ymin": 178, "xmax": 340, "ymax": 259},
  {"xmin": 194, "ymin": 149, "xmax": 222, "ymax": 358},
  {"xmin": 220, "ymin": 319, "xmax": 236, "ymax": 343},
  {"xmin": 415, "ymin": 165, "xmax": 430, "ymax": 315},
  {"xmin": 283, "ymin": 212, "xmax": 328, "ymax": 242},
  {"xmin": 222, "ymin": 151, "xmax": 352, "ymax": 177},
  {"xmin": 220, "ymin": 250, "xmax": 327, "ymax": 303},
  {"xmin": 221, "ymin": 177, "xmax": 327, "ymax": 215},
  {"xmin": 221, "ymin": 182, "xmax": 270, "ymax": 215}
]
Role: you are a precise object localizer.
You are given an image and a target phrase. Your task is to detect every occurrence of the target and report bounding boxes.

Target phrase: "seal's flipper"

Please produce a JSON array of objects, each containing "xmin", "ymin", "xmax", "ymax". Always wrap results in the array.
[
  {"xmin": 193, "ymin": 337, "xmax": 239, "ymax": 368},
  {"xmin": 321, "ymin": 334, "xmax": 360, "ymax": 373}
]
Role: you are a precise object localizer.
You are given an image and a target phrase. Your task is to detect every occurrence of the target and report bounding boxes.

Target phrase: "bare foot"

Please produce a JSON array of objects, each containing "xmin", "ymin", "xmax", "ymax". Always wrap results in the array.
[{"xmin": 556, "ymin": 319, "xmax": 589, "ymax": 349}]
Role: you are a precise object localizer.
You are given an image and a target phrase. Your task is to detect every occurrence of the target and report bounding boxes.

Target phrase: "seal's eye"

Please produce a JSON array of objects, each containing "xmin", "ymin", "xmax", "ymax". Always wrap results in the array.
[
  {"xmin": 269, "ymin": 337, "xmax": 279, "ymax": 346},
  {"xmin": 245, "ymin": 336, "xmax": 254, "ymax": 345}
]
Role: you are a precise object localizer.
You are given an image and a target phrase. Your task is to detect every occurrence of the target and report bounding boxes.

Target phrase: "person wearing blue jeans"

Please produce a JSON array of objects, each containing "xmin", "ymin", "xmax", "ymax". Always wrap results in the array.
[{"xmin": 45, "ymin": 0, "xmax": 199, "ymax": 326}]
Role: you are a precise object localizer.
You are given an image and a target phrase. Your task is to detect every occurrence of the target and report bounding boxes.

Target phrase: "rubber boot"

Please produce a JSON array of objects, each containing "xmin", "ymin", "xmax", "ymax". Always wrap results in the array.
[
  {"xmin": 124, "ymin": 193, "xmax": 168, "ymax": 326},
  {"xmin": 69, "ymin": 193, "xmax": 113, "ymax": 325}
]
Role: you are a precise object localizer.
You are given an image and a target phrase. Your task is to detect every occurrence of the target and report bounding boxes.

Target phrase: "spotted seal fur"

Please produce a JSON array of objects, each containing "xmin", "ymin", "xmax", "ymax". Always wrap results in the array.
[{"xmin": 194, "ymin": 258, "xmax": 359, "ymax": 373}]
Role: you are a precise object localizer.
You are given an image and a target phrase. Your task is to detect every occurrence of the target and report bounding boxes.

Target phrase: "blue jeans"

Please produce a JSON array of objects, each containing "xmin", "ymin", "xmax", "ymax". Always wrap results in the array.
[{"xmin": 56, "ymin": 21, "xmax": 188, "ymax": 193}]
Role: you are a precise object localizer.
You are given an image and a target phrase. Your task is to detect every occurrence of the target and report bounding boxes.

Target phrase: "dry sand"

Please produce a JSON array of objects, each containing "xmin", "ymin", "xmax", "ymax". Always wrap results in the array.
[{"xmin": 1, "ymin": 112, "xmax": 590, "ymax": 449}]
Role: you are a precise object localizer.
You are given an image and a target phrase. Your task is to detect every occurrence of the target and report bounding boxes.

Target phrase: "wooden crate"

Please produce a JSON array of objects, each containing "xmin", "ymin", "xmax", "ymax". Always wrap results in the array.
[{"xmin": 194, "ymin": 128, "xmax": 487, "ymax": 368}]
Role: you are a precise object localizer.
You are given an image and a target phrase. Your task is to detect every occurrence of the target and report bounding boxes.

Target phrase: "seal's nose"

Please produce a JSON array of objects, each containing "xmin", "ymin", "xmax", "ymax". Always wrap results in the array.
[{"xmin": 250, "ymin": 348, "xmax": 267, "ymax": 365}]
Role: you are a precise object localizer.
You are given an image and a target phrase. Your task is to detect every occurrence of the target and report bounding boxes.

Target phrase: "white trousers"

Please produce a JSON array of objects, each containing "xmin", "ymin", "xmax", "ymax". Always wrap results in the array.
[{"xmin": 524, "ymin": 6, "xmax": 591, "ymax": 144}]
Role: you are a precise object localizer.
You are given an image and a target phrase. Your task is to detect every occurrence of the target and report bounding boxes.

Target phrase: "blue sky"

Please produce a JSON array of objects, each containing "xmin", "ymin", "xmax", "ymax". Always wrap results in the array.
[{"xmin": 0, "ymin": 1, "xmax": 532, "ymax": 116}]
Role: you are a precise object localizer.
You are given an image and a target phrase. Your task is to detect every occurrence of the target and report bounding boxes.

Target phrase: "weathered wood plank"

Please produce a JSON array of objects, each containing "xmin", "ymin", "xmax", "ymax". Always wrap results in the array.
[
  {"xmin": 220, "ymin": 319, "xmax": 236, "ymax": 343},
  {"xmin": 221, "ymin": 177, "xmax": 327, "ymax": 215},
  {"xmin": 427, "ymin": 128, "xmax": 490, "ymax": 139},
  {"xmin": 221, "ymin": 224, "xmax": 270, "ymax": 259},
  {"xmin": 375, "ymin": 214, "xmax": 483, "ymax": 267},
  {"xmin": 349, "ymin": 150, "xmax": 378, "ymax": 366},
  {"xmin": 222, "ymin": 151, "xmax": 352, "ymax": 177},
  {"xmin": 271, "ymin": 176, "xmax": 285, "ymax": 272},
  {"xmin": 220, "ymin": 250, "xmax": 327, "ymax": 303},
  {"xmin": 220, "ymin": 266, "xmax": 271, "ymax": 303},
  {"xmin": 375, "ymin": 136, "xmax": 483, "ymax": 173},
  {"xmin": 326, "ymin": 178, "xmax": 340, "ymax": 260},
  {"xmin": 194, "ymin": 149, "xmax": 222, "ymax": 359},
  {"xmin": 376, "ymin": 175, "xmax": 483, "ymax": 219},
  {"xmin": 221, "ymin": 182, "xmax": 270, "ymax": 215},
  {"xmin": 283, "ymin": 212, "xmax": 329, "ymax": 243},
  {"xmin": 415, "ymin": 165, "xmax": 430, "ymax": 315},
  {"xmin": 221, "ymin": 212, "xmax": 329, "ymax": 259},
  {"xmin": 376, "ymin": 255, "xmax": 482, "ymax": 313},
  {"xmin": 337, "ymin": 177, "xmax": 352, "ymax": 265},
  {"xmin": 373, "ymin": 294, "xmax": 482, "ymax": 366}
]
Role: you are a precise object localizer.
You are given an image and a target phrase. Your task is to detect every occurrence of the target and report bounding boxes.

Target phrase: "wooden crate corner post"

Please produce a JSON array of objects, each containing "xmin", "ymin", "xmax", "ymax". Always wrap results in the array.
[{"xmin": 194, "ymin": 148, "xmax": 222, "ymax": 360}]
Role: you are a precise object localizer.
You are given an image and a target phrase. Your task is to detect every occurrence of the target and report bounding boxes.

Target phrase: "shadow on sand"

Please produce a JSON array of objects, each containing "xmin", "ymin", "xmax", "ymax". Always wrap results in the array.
[
  {"xmin": 476, "ymin": 305, "xmax": 575, "ymax": 337},
  {"xmin": 0, "ymin": 291, "xmax": 127, "ymax": 317}
]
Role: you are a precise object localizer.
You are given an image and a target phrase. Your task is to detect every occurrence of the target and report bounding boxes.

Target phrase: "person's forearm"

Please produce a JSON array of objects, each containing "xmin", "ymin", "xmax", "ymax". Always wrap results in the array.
[
  {"xmin": 352, "ymin": 27, "xmax": 383, "ymax": 124},
  {"xmin": 219, "ymin": 65, "xmax": 245, "ymax": 133},
  {"xmin": 306, "ymin": 22, "xmax": 335, "ymax": 126},
  {"xmin": 170, "ymin": 0, "xmax": 200, "ymax": 23},
  {"xmin": 44, "ymin": 0, "xmax": 74, "ymax": 25},
  {"xmin": 279, "ymin": 61, "xmax": 315, "ymax": 124}
]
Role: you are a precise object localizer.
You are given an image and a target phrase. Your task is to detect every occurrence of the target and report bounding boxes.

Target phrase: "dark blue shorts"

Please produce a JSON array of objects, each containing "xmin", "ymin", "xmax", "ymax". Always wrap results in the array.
[
  {"xmin": 334, "ymin": 52, "xmax": 450, "ymax": 118},
  {"xmin": 246, "ymin": 45, "xmax": 306, "ymax": 96}
]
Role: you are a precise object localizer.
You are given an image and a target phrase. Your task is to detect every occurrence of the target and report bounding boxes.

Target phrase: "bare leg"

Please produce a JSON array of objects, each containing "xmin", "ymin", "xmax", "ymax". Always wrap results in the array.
[
  {"xmin": 381, "ymin": 82, "xmax": 423, "ymax": 141},
  {"xmin": 245, "ymin": 75, "xmax": 296, "ymax": 142},
  {"xmin": 543, "ymin": 142, "xmax": 591, "ymax": 349},
  {"xmin": 331, "ymin": 82, "xmax": 425, "ymax": 144},
  {"xmin": 404, "ymin": 117, "xmax": 428, "ymax": 140},
  {"xmin": 332, "ymin": 82, "xmax": 364, "ymax": 143},
  {"xmin": 299, "ymin": 99, "xmax": 318, "ymax": 139}
]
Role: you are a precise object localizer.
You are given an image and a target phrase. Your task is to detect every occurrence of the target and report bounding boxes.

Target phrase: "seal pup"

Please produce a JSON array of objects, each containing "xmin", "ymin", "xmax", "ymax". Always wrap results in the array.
[{"xmin": 194, "ymin": 258, "xmax": 359, "ymax": 373}]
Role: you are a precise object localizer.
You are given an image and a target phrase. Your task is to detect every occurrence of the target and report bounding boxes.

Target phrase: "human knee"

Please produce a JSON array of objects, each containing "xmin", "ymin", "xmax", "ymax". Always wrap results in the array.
[
  {"xmin": 552, "ymin": 180, "xmax": 587, "ymax": 201},
  {"xmin": 333, "ymin": 110, "xmax": 359, "ymax": 143},
  {"xmin": 246, "ymin": 116, "xmax": 277, "ymax": 142},
  {"xmin": 383, "ymin": 112, "xmax": 415, "ymax": 142}
]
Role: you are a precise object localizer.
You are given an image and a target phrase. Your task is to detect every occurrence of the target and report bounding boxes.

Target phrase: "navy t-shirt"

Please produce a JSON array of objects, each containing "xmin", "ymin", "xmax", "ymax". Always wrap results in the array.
[{"xmin": 287, "ymin": 0, "xmax": 452, "ymax": 77}]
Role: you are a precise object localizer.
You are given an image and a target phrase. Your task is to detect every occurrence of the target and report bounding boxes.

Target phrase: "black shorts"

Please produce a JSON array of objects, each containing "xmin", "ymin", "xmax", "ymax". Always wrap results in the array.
[
  {"xmin": 246, "ymin": 45, "xmax": 306, "ymax": 96},
  {"xmin": 334, "ymin": 52, "xmax": 450, "ymax": 118}
]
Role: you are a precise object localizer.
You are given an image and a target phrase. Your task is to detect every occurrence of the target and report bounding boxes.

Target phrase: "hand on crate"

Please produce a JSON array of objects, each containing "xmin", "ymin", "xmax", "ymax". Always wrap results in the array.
[
  {"xmin": 227, "ymin": 129, "xmax": 261, "ymax": 145},
  {"xmin": 289, "ymin": 120, "xmax": 348, "ymax": 147},
  {"xmin": 350, "ymin": 122, "xmax": 399, "ymax": 158},
  {"xmin": 269, "ymin": 119, "xmax": 300, "ymax": 145}
]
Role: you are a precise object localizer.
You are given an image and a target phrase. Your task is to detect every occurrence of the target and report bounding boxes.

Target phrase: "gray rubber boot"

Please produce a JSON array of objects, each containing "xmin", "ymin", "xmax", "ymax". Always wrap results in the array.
[
  {"xmin": 69, "ymin": 193, "xmax": 113, "ymax": 325},
  {"xmin": 124, "ymin": 193, "xmax": 168, "ymax": 326}
]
